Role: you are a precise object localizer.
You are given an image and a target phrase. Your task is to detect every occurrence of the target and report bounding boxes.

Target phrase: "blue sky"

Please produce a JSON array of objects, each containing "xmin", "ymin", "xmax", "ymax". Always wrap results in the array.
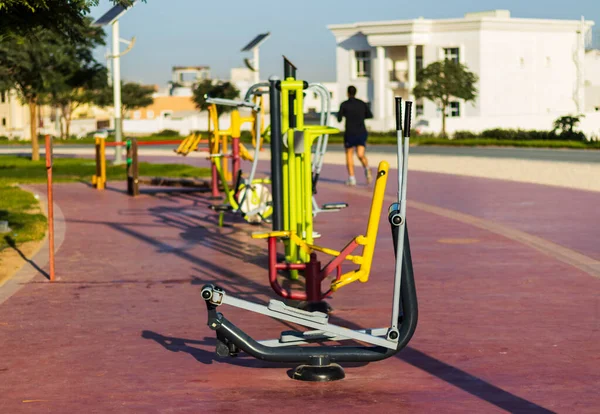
[{"xmin": 90, "ymin": 0, "xmax": 599, "ymax": 87}]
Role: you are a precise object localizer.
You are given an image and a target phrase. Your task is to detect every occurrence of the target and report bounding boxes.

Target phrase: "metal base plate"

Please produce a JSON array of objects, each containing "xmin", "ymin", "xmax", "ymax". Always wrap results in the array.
[
  {"xmin": 292, "ymin": 363, "xmax": 345, "ymax": 382},
  {"xmin": 301, "ymin": 301, "xmax": 333, "ymax": 314}
]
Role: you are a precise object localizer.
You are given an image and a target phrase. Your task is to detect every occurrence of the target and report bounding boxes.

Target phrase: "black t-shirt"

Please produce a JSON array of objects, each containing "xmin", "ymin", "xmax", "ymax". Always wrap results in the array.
[{"xmin": 337, "ymin": 97, "xmax": 373, "ymax": 138}]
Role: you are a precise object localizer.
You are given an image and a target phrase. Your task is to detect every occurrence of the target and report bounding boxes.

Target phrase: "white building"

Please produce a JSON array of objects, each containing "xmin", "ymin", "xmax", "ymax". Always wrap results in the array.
[
  {"xmin": 585, "ymin": 49, "xmax": 600, "ymax": 112},
  {"xmin": 328, "ymin": 10, "xmax": 598, "ymax": 134}
]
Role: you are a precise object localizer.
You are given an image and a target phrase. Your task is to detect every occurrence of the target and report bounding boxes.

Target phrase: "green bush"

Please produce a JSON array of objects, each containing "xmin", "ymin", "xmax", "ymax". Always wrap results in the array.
[
  {"xmin": 453, "ymin": 130, "xmax": 479, "ymax": 139},
  {"xmin": 480, "ymin": 128, "xmax": 556, "ymax": 141},
  {"xmin": 153, "ymin": 129, "xmax": 180, "ymax": 137}
]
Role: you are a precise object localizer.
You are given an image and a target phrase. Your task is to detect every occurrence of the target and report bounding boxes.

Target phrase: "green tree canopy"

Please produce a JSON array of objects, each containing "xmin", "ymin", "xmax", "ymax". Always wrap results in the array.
[
  {"xmin": 193, "ymin": 80, "xmax": 240, "ymax": 115},
  {"xmin": 121, "ymin": 82, "xmax": 155, "ymax": 116},
  {"xmin": 0, "ymin": 1, "xmax": 139, "ymax": 41},
  {"xmin": 413, "ymin": 59, "xmax": 478, "ymax": 136},
  {"xmin": 0, "ymin": 16, "xmax": 105, "ymax": 158}
]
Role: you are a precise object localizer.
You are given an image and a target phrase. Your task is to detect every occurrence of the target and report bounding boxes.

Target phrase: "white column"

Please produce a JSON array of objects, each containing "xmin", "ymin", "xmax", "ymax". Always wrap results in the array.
[
  {"xmin": 577, "ymin": 17, "xmax": 586, "ymax": 113},
  {"xmin": 253, "ymin": 48, "xmax": 260, "ymax": 84},
  {"xmin": 375, "ymin": 46, "xmax": 386, "ymax": 120},
  {"xmin": 407, "ymin": 44, "xmax": 417, "ymax": 102},
  {"xmin": 112, "ymin": 20, "xmax": 123, "ymax": 164}
]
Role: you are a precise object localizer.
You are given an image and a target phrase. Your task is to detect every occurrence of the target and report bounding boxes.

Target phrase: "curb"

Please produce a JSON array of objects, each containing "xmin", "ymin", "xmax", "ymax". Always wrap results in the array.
[{"xmin": 0, "ymin": 186, "xmax": 67, "ymax": 305}]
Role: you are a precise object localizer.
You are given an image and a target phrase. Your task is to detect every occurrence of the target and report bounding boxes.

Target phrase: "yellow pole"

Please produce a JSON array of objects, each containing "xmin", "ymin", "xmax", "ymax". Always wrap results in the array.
[{"xmin": 357, "ymin": 161, "xmax": 389, "ymax": 282}]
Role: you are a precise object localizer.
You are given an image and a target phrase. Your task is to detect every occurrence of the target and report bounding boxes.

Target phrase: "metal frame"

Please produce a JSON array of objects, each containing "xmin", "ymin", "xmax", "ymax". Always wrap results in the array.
[
  {"xmin": 201, "ymin": 98, "xmax": 417, "ymax": 376},
  {"xmin": 206, "ymin": 93, "xmax": 273, "ymax": 223},
  {"xmin": 306, "ymin": 83, "xmax": 349, "ymax": 216}
]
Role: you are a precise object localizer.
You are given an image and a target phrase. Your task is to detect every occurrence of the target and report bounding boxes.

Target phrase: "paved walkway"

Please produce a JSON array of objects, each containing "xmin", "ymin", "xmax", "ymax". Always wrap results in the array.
[
  {"xmin": 0, "ymin": 168, "xmax": 599, "ymax": 412},
  {"xmin": 3, "ymin": 144, "xmax": 600, "ymax": 192}
]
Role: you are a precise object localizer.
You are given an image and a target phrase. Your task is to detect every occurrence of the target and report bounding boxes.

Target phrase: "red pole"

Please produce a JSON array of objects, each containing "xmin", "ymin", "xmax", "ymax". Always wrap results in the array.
[
  {"xmin": 211, "ymin": 162, "xmax": 219, "ymax": 199},
  {"xmin": 45, "ymin": 135, "xmax": 55, "ymax": 282},
  {"xmin": 231, "ymin": 136, "xmax": 240, "ymax": 185},
  {"xmin": 305, "ymin": 253, "xmax": 322, "ymax": 303},
  {"xmin": 267, "ymin": 237, "xmax": 307, "ymax": 300}
]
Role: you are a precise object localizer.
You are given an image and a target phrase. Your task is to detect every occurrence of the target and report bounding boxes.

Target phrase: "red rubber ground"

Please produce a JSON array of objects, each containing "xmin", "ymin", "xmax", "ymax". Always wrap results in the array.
[{"xmin": 0, "ymin": 167, "xmax": 598, "ymax": 413}]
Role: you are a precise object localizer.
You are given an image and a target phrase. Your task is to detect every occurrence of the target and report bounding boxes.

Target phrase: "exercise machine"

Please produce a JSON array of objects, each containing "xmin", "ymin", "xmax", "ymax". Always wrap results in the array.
[
  {"xmin": 306, "ymin": 82, "xmax": 348, "ymax": 216},
  {"xmin": 206, "ymin": 95, "xmax": 272, "ymax": 226},
  {"xmin": 201, "ymin": 97, "xmax": 417, "ymax": 381},
  {"xmin": 251, "ymin": 59, "xmax": 363, "ymax": 305}
]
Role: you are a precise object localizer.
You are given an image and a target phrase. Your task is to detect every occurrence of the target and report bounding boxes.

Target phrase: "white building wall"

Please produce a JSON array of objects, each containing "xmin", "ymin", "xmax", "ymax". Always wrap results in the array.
[
  {"xmin": 479, "ymin": 29, "xmax": 579, "ymax": 118},
  {"xmin": 585, "ymin": 50, "xmax": 600, "ymax": 112},
  {"xmin": 333, "ymin": 33, "xmax": 373, "ymax": 108},
  {"xmin": 422, "ymin": 29, "xmax": 482, "ymax": 120},
  {"xmin": 329, "ymin": 11, "xmax": 595, "ymax": 134}
]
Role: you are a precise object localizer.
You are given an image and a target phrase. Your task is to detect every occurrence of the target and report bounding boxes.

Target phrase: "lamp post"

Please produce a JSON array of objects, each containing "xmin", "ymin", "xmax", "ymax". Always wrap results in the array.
[
  {"xmin": 93, "ymin": 1, "xmax": 139, "ymax": 164},
  {"xmin": 242, "ymin": 32, "xmax": 271, "ymax": 84}
]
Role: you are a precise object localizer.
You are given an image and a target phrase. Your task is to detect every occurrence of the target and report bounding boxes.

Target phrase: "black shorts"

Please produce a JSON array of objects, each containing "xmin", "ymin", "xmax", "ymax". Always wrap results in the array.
[{"xmin": 344, "ymin": 134, "xmax": 367, "ymax": 148}]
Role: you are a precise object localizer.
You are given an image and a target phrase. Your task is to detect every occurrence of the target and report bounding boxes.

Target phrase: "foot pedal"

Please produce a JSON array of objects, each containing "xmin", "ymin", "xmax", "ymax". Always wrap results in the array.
[
  {"xmin": 322, "ymin": 203, "xmax": 348, "ymax": 210},
  {"xmin": 268, "ymin": 300, "xmax": 328, "ymax": 325},
  {"xmin": 210, "ymin": 204, "xmax": 233, "ymax": 212},
  {"xmin": 279, "ymin": 330, "xmax": 335, "ymax": 343},
  {"xmin": 312, "ymin": 231, "xmax": 321, "ymax": 239}
]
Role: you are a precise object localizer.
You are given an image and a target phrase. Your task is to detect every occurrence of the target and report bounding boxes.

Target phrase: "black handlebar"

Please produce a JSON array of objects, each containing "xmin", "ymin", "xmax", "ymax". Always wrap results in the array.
[
  {"xmin": 395, "ymin": 97, "xmax": 403, "ymax": 131},
  {"xmin": 404, "ymin": 102, "xmax": 412, "ymax": 137}
]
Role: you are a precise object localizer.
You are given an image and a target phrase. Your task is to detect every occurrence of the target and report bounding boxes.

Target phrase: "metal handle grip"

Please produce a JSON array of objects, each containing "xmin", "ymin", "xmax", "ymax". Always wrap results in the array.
[
  {"xmin": 403, "ymin": 102, "xmax": 412, "ymax": 137},
  {"xmin": 395, "ymin": 97, "xmax": 403, "ymax": 131}
]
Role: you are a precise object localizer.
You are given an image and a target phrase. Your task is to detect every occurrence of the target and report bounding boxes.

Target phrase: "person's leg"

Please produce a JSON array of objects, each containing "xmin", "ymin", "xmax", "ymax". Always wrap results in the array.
[
  {"xmin": 356, "ymin": 145, "xmax": 368, "ymax": 169},
  {"xmin": 345, "ymin": 146, "xmax": 356, "ymax": 185},
  {"xmin": 356, "ymin": 144, "xmax": 372, "ymax": 184}
]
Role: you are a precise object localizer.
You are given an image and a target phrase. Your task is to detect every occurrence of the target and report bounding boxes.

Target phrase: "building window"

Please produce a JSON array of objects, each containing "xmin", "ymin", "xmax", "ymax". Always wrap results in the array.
[
  {"xmin": 147, "ymin": 110, "xmax": 154, "ymax": 119},
  {"xmin": 449, "ymin": 101, "xmax": 460, "ymax": 117},
  {"xmin": 133, "ymin": 110, "xmax": 141, "ymax": 120},
  {"xmin": 1, "ymin": 92, "xmax": 5, "ymax": 103},
  {"xmin": 416, "ymin": 104, "xmax": 424, "ymax": 116},
  {"xmin": 355, "ymin": 51, "xmax": 371, "ymax": 78},
  {"xmin": 329, "ymin": 91, "xmax": 333, "ymax": 98},
  {"xmin": 2, "ymin": 117, "xmax": 5, "ymax": 126},
  {"xmin": 313, "ymin": 92, "xmax": 319, "ymax": 99},
  {"xmin": 416, "ymin": 56, "xmax": 423, "ymax": 72},
  {"xmin": 444, "ymin": 47, "xmax": 460, "ymax": 63}
]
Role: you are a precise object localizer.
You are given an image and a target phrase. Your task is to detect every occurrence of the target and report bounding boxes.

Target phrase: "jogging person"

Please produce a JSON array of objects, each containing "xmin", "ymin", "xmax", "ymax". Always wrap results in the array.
[{"xmin": 337, "ymin": 85, "xmax": 373, "ymax": 186}]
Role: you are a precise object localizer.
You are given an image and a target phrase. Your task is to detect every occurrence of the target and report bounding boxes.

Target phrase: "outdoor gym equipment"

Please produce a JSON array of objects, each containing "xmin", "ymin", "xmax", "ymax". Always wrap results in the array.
[
  {"xmin": 205, "ymin": 94, "xmax": 272, "ymax": 226},
  {"xmin": 125, "ymin": 138, "xmax": 212, "ymax": 197},
  {"xmin": 91, "ymin": 134, "xmax": 210, "ymax": 193},
  {"xmin": 251, "ymin": 58, "xmax": 354, "ymax": 306},
  {"xmin": 201, "ymin": 97, "xmax": 417, "ymax": 382},
  {"xmin": 305, "ymin": 82, "xmax": 348, "ymax": 217}
]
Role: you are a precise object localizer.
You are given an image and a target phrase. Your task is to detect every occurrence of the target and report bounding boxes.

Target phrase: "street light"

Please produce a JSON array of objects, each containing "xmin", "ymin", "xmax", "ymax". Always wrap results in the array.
[
  {"xmin": 93, "ymin": 1, "xmax": 139, "ymax": 164},
  {"xmin": 241, "ymin": 32, "xmax": 271, "ymax": 84}
]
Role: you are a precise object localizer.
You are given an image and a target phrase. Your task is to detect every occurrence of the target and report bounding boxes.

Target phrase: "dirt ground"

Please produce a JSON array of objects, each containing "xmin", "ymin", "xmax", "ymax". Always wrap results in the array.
[{"xmin": 0, "ymin": 240, "xmax": 45, "ymax": 286}]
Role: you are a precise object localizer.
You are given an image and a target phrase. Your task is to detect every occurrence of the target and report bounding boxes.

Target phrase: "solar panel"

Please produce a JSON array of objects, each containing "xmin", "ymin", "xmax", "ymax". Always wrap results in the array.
[
  {"xmin": 93, "ymin": 1, "xmax": 138, "ymax": 26},
  {"xmin": 241, "ymin": 32, "xmax": 271, "ymax": 52}
]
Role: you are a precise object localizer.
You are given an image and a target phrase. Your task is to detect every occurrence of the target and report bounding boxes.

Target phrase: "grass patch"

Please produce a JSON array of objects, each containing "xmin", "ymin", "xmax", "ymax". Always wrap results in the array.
[
  {"xmin": 0, "ymin": 185, "xmax": 47, "ymax": 251},
  {"xmin": 0, "ymin": 155, "xmax": 211, "ymax": 185},
  {"xmin": 3, "ymin": 132, "xmax": 600, "ymax": 150},
  {"xmin": 412, "ymin": 138, "xmax": 600, "ymax": 149},
  {"xmin": 0, "ymin": 134, "xmax": 187, "ymax": 146}
]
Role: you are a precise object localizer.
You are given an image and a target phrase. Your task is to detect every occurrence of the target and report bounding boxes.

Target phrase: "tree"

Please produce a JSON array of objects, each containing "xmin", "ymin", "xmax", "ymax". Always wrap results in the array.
[
  {"xmin": 413, "ymin": 59, "xmax": 478, "ymax": 137},
  {"xmin": 93, "ymin": 81, "xmax": 154, "ymax": 132},
  {"xmin": 45, "ymin": 20, "xmax": 106, "ymax": 139},
  {"xmin": 192, "ymin": 80, "xmax": 240, "ymax": 115},
  {"xmin": 0, "ymin": 1, "xmax": 139, "ymax": 41},
  {"xmin": 121, "ymin": 82, "xmax": 154, "ymax": 118},
  {"xmin": 552, "ymin": 115, "xmax": 586, "ymax": 141},
  {"xmin": 0, "ymin": 17, "xmax": 105, "ymax": 159},
  {"xmin": 52, "ymin": 65, "xmax": 108, "ymax": 139},
  {"xmin": 0, "ymin": 28, "xmax": 59, "ymax": 160}
]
